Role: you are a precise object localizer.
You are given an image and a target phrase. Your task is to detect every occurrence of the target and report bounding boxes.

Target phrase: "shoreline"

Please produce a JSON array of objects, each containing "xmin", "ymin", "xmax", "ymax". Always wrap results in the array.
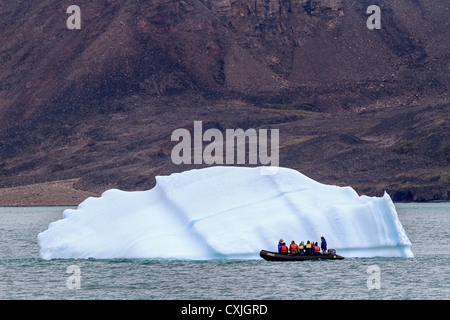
[
  {"xmin": 0, "ymin": 182, "xmax": 448, "ymax": 207},
  {"xmin": 0, "ymin": 179, "xmax": 99, "ymax": 207},
  {"xmin": 2, "ymin": 201, "xmax": 448, "ymax": 207}
]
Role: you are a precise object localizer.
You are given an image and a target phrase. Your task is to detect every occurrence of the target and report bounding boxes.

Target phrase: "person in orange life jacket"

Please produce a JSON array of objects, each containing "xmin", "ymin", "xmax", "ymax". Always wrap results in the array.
[
  {"xmin": 298, "ymin": 241, "xmax": 305, "ymax": 255},
  {"xmin": 304, "ymin": 241, "xmax": 313, "ymax": 255},
  {"xmin": 280, "ymin": 242, "xmax": 289, "ymax": 254},
  {"xmin": 313, "ymin": 242, "xmax": 321, "ymax": 254},
  {"xmin": 290, "ymin": 241, "xmax": 298, "ymax": 254}
]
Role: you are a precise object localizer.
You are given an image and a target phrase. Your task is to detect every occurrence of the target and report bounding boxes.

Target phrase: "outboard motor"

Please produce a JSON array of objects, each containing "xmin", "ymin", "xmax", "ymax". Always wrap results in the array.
[{"xmin": 327, "ymin": 249, "xmax": 336, "ymax": 255}]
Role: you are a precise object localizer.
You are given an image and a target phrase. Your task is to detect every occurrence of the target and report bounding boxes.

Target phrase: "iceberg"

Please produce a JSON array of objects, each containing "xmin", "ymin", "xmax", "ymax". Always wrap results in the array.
[{"xmin": 38, "ymin": 166, "xmax": 413, "ymax": 259}]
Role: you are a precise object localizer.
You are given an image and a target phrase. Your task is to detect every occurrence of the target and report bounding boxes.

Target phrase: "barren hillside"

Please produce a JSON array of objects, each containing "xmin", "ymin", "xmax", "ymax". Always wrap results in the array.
[{"xmin": 0, "ymin": 0, "xmax": 448, "ymax": 204}]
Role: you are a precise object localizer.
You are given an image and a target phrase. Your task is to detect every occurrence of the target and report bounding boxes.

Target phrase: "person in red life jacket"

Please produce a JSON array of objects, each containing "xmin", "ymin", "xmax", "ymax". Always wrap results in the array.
[
  {"xmin": 280, "ymin": 242, "xmax": 289, "ymax": 255},
  {"xmin": 313, "ymin": 242, "xmax": 321, "ymax": 254},
  {"xmin": 289, "ymin": 241, "xmax": 298, "ymax": 254}
]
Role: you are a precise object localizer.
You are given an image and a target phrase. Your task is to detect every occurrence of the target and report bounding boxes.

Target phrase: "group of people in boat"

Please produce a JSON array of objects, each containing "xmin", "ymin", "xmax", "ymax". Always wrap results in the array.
[{"xmin": 278, "ymin": 237, "xmax": 327, "ymax": 255}]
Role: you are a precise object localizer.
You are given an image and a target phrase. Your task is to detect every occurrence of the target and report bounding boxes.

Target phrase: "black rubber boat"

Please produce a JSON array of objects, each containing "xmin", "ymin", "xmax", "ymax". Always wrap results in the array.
[{"xmin": 260, "ymin": 249, "xmax": 344, "ymax": 261}]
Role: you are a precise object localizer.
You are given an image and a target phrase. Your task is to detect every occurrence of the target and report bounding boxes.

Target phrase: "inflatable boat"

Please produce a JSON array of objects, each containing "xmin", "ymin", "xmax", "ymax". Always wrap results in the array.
[{"xmin": 260, "ymin": 249, "xmax": 344, "ymax": 261}]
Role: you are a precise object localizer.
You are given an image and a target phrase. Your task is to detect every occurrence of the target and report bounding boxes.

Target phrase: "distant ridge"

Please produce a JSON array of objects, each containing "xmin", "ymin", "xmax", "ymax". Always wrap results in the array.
[{"xmin": 0, "ymin": 0, "xmax": 448, "ymax": 203}]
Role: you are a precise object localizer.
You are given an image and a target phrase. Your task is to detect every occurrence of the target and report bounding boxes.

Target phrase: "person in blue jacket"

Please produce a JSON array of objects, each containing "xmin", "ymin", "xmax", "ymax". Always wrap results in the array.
[
  {"xmin": 321, "ymin": 236, "xmax": 327, "ymax": 253},
  {"xmin": 278, "ymin": 239, "xmax": 284, "ymax": 253},
  {"xmin": 298, "ymin": 241, "xmax": 305, "ymax": 255}
]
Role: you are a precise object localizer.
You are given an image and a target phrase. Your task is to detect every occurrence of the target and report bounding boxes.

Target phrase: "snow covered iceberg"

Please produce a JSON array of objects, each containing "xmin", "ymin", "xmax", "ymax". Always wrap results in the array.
[{"xmin": 38, "ymin": 166, "xmax": 413, "ymax": 259}]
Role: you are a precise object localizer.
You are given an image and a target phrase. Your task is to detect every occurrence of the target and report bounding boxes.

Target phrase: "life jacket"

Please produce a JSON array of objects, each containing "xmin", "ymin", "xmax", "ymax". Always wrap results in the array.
[
  {"xmin": 305, "ymin": 243, "xmax": 312, "ymax": 254},
  {"xmin": 280, "ymin": 245, "xmax": 288, "ymax": 253},
  {"xmin": 290, "ymin": 244, "xmax": 298, "ymax": 252},
  {"xmin": 298, "ymin": 244, "xmax": 304, "ymax": 253},
  {"xmin": 314, "ymin": 245, "xmax": 320, "ymax": 253}
]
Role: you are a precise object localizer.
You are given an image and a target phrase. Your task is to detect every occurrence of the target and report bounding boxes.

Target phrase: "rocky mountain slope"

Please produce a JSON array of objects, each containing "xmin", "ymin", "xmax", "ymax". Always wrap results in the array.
[{"xmin": 0, "ymin": 0, "xmax": 448, "ymax": 204}]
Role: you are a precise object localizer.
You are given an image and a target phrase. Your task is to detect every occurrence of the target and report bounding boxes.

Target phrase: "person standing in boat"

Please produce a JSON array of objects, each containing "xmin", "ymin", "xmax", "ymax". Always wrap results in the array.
[{"xmin": 321, "ymin": 236, "xmax": 327, "ymax": 253}]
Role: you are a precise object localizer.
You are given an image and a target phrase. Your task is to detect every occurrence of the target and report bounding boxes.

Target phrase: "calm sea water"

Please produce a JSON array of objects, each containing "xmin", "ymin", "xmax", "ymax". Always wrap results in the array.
[{"xmin": 0, "ymin": 203, "xmax": 449, "ymax": 300}]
